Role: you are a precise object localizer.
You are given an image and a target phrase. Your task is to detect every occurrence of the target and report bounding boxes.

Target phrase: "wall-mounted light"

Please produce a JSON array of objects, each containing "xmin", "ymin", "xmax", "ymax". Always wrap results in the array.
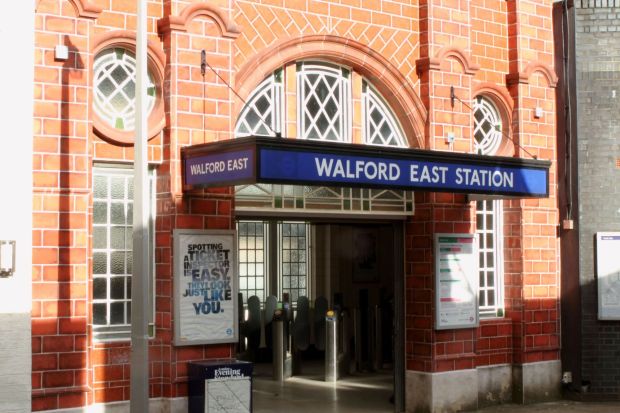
[{"xmin": 0, "ymin": 241, "xmax": 16, "ymax": 277}]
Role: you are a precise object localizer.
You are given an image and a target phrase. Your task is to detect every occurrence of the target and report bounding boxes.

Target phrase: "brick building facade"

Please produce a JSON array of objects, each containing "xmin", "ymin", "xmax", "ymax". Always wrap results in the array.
[{"xmin": 25, "ymin": 0, "xmax": 560, "ymax": 412}]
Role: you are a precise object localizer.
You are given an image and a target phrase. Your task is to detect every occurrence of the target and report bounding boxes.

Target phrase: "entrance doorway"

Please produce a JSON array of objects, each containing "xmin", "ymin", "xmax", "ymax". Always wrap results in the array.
[{"xmin": 236, "ymin": 219, "xmax": 405, "ymax": 412}]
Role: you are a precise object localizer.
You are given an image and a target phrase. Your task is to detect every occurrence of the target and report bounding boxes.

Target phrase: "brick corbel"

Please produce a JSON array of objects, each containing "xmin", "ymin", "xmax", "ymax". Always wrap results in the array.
[
  {"xmin": 68, "ymin": 0, "xmax": 102, "ymax": 19},
  {"xmin": 416, "ymin": 46, "xmax": 480, "ymax": 76},
  {"xmin": 506, "ymin": 62, "xmax": 558, "ymax": 88},
  {"xmin": 157, "ymin": 2, "xmax": 241, "ymax": 39}
]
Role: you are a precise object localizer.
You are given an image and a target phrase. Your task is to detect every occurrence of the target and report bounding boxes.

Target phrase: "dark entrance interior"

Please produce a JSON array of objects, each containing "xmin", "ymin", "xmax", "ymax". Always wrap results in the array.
[{"xmin": 236, "ymin": 220, "xmax": 404, "ymax": 412}]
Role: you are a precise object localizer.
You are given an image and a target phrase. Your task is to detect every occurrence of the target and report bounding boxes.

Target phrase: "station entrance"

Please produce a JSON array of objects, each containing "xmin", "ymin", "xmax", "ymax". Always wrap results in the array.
[{"xmin": 235, "ymin": 218, "xmax": 405, "ymax": 412}]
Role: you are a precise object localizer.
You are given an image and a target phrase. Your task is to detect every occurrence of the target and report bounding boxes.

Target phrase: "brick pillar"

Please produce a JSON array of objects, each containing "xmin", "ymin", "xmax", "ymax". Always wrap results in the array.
[
  {"xmin": 32, "ymin": 1, "xmax": 99, "ymax": 410},
  {"xmin": 406, "ymin": 1, "xmax": 483, "ymax": 411},
  {"xmin": 507, "ymin": 0, "xmax": 561, "ymax": 404},
  {"xmin": 157, "ymin": 2, "xmax": 240, "ymax": 401}
]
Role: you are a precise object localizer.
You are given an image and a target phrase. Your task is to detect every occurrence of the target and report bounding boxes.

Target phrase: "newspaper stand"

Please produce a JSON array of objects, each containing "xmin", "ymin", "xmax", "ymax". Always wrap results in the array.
[{"xmin": 188, "ymin": 360, "xmax": 253, "ymax": 413}]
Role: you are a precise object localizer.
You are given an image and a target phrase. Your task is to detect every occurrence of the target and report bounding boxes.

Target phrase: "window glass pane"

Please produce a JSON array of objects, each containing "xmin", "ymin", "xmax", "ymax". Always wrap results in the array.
[
  {"xmin": 111, "ymin": 251, "xmax": 125, "ymax": 274},
  {"xmin": 93, "ymin": 303, "xmax": 107, "ymax": 325},
  {"xmin": 111, "ymin": 203, "xmax": 126, "ymax": 225},
  {"xmin": 111, "ymin": 227, "xmax": 126, "ymax": 250},
  {"xmin": 94, "ymin": 176, "xmax": 108, "ymax": 199},
  {"xmin": 110, "ymin": 302, "xmax": 125, "ymax": 325},
  {"xmin": 111, "ymin": 276, "xmax": 125, "ymax": 300},
  {"xmin": 93, "ymin": 227, "xmax": 107, "ymax": 249},
  {"xmin": 93, "ymin": 253, "xmax": 107, "ymax": 275},
  {"xmin": 94, "ymin": 278, "xmax": 107, "ymax": 299},
  {"xmin": 93, "ymin": 202, "xmax": 107, "ymax": 224}
]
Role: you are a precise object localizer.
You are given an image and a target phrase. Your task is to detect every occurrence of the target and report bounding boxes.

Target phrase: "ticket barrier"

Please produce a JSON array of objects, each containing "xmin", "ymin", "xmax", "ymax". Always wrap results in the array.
[
  {"xmin": 325, "ymin": 310, "xmax": 349, "ymax": 382},
  {"xmin": 353, "ymin": 305, "xmax": 384, "ymax": 372},
  {"xmin": 272, "ymin": 309, "xmax": 292, "ymax": 382}
]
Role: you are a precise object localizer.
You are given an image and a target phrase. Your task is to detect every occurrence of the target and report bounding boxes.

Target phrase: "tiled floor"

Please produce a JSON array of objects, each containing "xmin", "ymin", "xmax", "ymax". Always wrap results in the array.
[
  {"xmin": 250, "ymin": 362, "xmax": 620, "ymax": 413},
  {"xmin": 251, "ymin": 362, "xmax": 395, "ymax": 413}
]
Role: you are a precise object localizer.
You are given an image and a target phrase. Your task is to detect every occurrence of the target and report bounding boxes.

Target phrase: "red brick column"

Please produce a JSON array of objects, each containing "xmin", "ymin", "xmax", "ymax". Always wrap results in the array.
[
  {"xmin": 32, "ymin": 1, "xmax": 99, "ymax": 409},
  {"xmin": 157, "ymin": 2, "xmax": 240, "ymax": 399},
  {"xmin": 507, "ymin": 0, "xmax": 560, "ymax": 370},
  {"xmin": 406, "ymin": 192, "xmax": 476, "ymax": 373}
]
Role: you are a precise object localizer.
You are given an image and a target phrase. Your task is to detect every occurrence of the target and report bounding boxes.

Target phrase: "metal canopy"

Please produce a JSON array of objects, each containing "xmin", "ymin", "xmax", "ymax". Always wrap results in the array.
[{"xmin": 181, "ymin": 136, "xmax": 551, "ymax": 198}]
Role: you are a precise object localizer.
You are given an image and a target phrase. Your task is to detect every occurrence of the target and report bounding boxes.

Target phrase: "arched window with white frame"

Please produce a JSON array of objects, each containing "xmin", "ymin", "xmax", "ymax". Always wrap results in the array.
[{"xmin": 233, "ymin": 61, "xmax": 412, "ymax": 304}]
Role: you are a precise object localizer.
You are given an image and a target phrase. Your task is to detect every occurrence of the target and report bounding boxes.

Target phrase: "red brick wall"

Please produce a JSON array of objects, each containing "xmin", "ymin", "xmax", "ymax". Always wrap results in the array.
[{"xmin": 31, "ymin": 0, "xmax": 559, "ymax": 409}]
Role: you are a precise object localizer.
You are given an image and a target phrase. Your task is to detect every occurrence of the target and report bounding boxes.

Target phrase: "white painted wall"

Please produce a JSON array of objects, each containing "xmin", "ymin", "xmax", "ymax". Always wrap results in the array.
[{"xmin": 0, "ymin": 0, "xmax": 34, "ymax": 411}]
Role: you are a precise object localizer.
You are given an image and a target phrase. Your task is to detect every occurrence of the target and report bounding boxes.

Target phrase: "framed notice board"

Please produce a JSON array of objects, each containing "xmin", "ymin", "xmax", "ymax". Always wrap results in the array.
[
  {"xmin": 597, "ymin": 232, "xmax": 620, "ymax": 320},
  {"xmin": 435, "ymin": 234, "xmax": 479, "ymax": 330},
  {"xmin": 174, "ymin": 229, "xmax": 238, "ymax": 345}
]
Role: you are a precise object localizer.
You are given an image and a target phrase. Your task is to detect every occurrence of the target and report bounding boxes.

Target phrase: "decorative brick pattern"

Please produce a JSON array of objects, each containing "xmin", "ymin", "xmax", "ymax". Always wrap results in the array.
[{"xmin": 31, "ymin": 0, "xmax": 560, "ymax": 409}]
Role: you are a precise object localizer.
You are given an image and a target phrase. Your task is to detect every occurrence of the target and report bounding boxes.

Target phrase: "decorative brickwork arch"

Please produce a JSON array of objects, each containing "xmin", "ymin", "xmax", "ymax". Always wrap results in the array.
[
  {"xmin": 158, "ymin": 2, "xmax": 241, "ymax": 38},
  {"xmin": 67, "ymin": 0, "xmax": 102, "ymax": 19},
  {"xmin": 506, "ymin": 62, "xmax": 558, "ymax": 88},
  {"xmin": 416, "ymin": 46, "xmax": 480, "ymax": 75},
  {"xmin": 235, "ymin": 35, "xmax": 427, "ymax": 149},
  {"xmin": 472, "ymin": 82, "xmax": 515, "ymax": 156}
]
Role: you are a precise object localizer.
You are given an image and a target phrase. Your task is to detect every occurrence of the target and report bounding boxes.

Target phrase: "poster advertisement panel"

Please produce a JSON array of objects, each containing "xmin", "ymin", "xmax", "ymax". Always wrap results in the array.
[
  {"xmin": 597, "ymin": 232, "xmax": 620, "ymax": 320},
  {"xmin": 174, "ymin": 229, "xmax": 238, "ymax": 345},
  {"xmin": 435, "ymin": 234, "xmax": 479, "ymax": 330}
]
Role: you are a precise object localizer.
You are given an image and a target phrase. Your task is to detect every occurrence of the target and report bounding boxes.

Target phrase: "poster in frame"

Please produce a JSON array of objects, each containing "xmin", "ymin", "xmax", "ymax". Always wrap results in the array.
[
  {"xmin": 173, "ymin": 229, "xmax": 238, "ymax": 346},
  {"xmin": 434, "ymin": 233, "xmax": 479, "ymax": 330}
]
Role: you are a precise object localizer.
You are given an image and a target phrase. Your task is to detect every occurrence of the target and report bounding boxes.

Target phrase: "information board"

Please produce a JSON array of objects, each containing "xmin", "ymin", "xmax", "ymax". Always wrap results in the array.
[
  {"xmin": 174, "ymin": 229, "xmax": 238, "ymax": 345},
  {"xmin": 597, "ymin": 232, "xmax": 620, "ymax": 320},
  {"xmin": 435, "ymin": 234, "xmax": 479, "ymax": 330}
]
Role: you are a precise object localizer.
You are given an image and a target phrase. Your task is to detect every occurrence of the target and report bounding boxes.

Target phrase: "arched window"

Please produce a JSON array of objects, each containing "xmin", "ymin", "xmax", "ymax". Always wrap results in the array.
[
  {"xmin": 297, "ymin": 62, "xmax": 351, "ymax": 142},
  {"xmin": 363, "ymin": 81, "xmax": 407, "ymax": 147},
  {"xmin": 473, "ymin": 96, "xmax": 503, "ymax": 155},
  {"xmin": 473, "ymin": 95, "xmax": 505, "ymax": 318},
  {"xmin": 234, "ymin": 61, "xmax": 411, "ymax": 303},
  {"xmin": 234, "ymin": 71, "xmax": 283, "ymax": 137}
]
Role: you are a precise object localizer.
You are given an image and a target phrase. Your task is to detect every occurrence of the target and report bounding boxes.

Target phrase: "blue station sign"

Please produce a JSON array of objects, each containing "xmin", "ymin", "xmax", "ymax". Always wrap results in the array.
[{"xmin": 182, "ymin": 136, "xmax": 550, "ymax": 198}]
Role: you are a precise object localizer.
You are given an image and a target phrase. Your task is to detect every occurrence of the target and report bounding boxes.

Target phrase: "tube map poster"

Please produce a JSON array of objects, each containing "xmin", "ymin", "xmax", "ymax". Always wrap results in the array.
[{"xmin": 174, "ymin": 229, "xmax": 238, "ymax": 345}]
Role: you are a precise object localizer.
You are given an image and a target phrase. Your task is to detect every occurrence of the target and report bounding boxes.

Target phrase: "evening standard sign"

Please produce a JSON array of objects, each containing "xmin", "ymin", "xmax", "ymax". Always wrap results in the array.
[{"xmin": 182, "ymin": 137, "xmax": 550, "ymax": 197}]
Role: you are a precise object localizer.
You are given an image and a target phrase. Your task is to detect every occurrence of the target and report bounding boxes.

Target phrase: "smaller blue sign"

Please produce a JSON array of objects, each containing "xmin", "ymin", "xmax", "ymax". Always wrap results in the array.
[{"xmin": 185, "ymin": 149, "xmax": 254, "ymax": 187}]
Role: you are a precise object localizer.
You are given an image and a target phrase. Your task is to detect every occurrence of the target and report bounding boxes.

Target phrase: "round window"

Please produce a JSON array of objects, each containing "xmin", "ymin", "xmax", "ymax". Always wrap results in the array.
[
  {"xmin": 473, "ymin": 96, "xmax": 502, "ymax": 156},
  {"xmin": 93, "ymin": 48, "xmax": 156, "ymax": 133}
]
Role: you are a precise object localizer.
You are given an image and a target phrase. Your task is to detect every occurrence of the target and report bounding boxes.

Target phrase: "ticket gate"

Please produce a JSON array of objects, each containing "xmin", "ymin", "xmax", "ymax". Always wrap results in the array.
[{"xmin": 238, "ymin": 294, "xmax": 391, "ymax": 383}]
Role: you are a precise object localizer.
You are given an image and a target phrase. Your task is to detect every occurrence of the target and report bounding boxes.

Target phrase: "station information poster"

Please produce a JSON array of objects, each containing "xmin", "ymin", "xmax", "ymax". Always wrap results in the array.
[
  {"xmin": 434, "ymin": 234, "xmax": 479, "ymax": 330},
  {"xmin": 174, "ymin": 229, "xmax": 238, "ymax": 345},
  {"xmin": 597, "ymin": 232, "xmax": 620, "ymax": 320}
]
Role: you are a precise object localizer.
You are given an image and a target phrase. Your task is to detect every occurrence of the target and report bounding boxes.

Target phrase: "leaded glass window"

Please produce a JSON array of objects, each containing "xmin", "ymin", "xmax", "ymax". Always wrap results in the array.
[
  {"xmin": 237, "ymin": 220, "xmax": 311, "ymax": 305},
  {"xmin": 473, "ymin": 96, "xmax": 502, "ymax": 156},
  {"xmin": 297, "ymin": 62, "xmax": 351, "ymax": 142},
  {"xmin": 363, "ymin": 82, "xmax": 407, "ymax": 147},
  {"xmin": 235, "ymin": 71, "xmax": 283, "ymax": 137},
  {"xmin": 93, "ymin": 48, "xmax": 156, "ymax": 131},
  {"xmin": 237, "ymin": 221, "xmax": 267, "ymax": 302},
  {"xmin": 92, "ymin": 166, "xmax": 155, "ymax": 341},
  {"xmin": 279, "ymin": 222, "xmax": 309, "ymax": 302}
]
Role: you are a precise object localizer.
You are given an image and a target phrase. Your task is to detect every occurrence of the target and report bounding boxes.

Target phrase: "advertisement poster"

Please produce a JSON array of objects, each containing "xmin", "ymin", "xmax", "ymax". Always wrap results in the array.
[
  {"xmin": 435, "ymin": 234, "xmax": 479, "ymax": 330},
  {"xmin": 597, "ymin": 232, "xmax": 620, "ymax": 320},
  {"xmin": 174, "ymin": 229, "xmax": 238, "ymax": 345}
]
